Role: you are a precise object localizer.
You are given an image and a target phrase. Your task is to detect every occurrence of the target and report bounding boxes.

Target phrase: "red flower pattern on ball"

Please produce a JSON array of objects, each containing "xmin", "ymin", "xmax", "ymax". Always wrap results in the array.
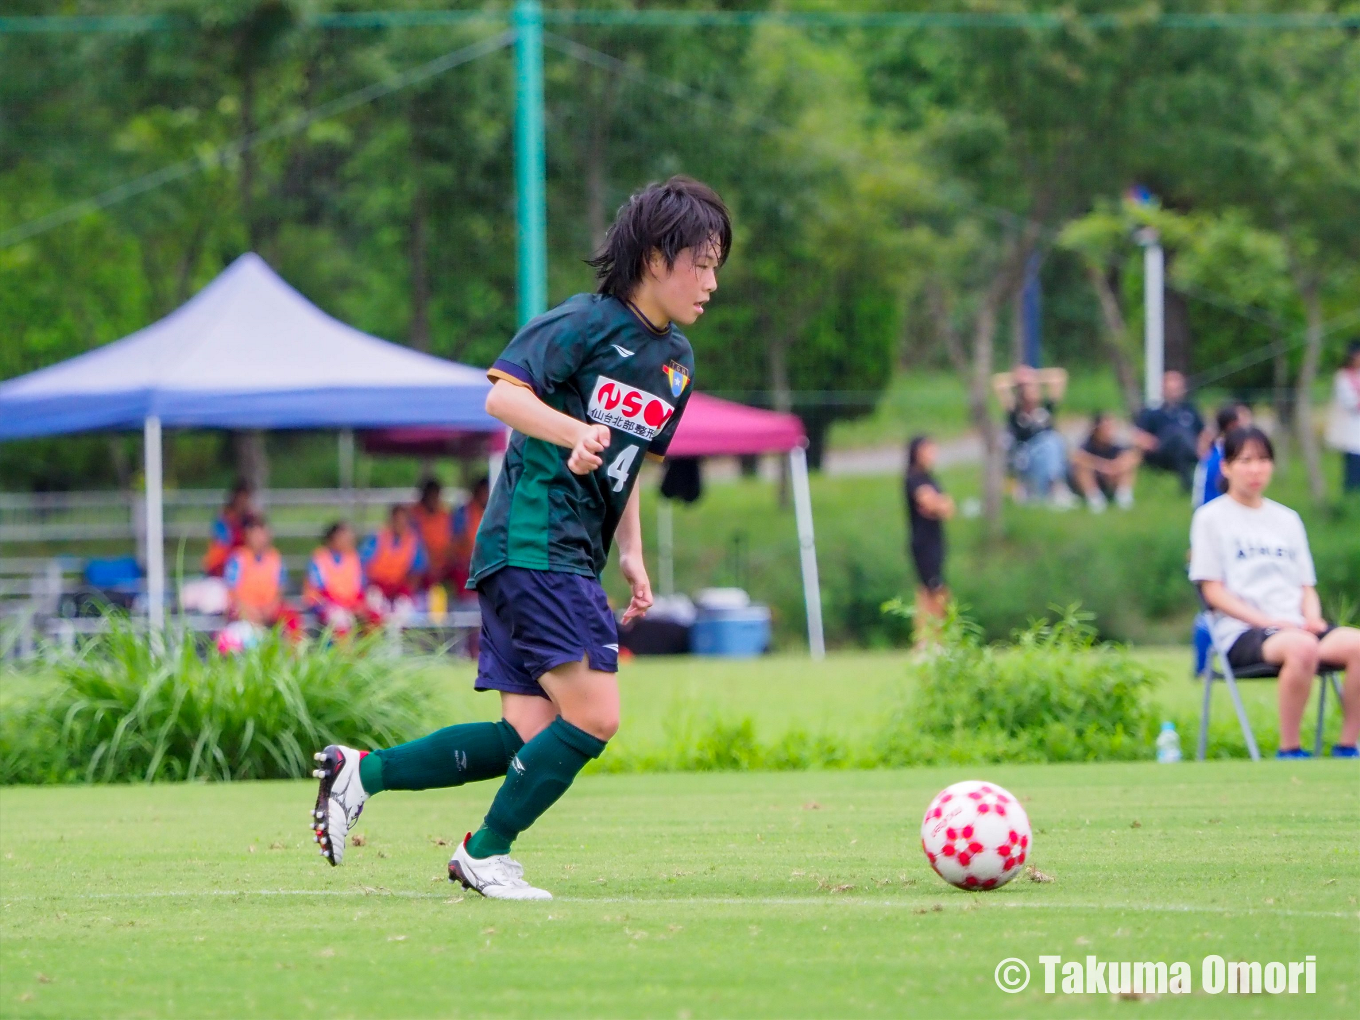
[{"xmin": 920, "ymin": 780, "xmax": 1033, "ymax": 891}]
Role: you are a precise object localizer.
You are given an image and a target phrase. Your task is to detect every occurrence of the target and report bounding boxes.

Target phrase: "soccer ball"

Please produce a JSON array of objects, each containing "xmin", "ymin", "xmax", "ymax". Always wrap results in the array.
[{"xmin": 920, "ymin": 780, "xmax": 1031, "ymax": 890}]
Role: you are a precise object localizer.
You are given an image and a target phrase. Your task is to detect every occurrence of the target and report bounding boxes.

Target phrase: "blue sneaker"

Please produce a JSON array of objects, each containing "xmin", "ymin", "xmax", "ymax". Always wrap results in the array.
[
  {"xmin": 1331, "ymin": 745, "xmax": 1359, "ymax": 758},
  {"xmin": 1275, "ymin": 747, "xmax": 1312, "ymax": 760}
]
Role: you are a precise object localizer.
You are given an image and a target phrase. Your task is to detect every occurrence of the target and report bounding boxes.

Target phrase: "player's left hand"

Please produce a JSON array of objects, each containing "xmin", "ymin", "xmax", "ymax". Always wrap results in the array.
[{"xmin": 619, "ymin": 555, "xmax": 653, "ymax": 624}]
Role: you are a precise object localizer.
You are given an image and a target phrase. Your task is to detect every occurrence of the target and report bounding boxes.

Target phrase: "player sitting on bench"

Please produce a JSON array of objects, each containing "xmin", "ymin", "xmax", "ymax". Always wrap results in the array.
[
  {"xmin": 360, "ymin": 504, "xmax": 427, "ymax": 606},
  {"xmin": 1189, "ymin": 426, "xmax": 1360, "ymax": 758},
  {"xmin": 223, "ymin": 515, "xmax": 301, "ymax": 636}
]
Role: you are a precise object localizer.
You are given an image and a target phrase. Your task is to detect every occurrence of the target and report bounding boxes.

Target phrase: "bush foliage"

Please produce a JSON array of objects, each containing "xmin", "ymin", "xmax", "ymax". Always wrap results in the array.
[
  {"xmin": 596, "ymin": 604, "xmax": 1161, "ymax": 772},
  {"xmin": 0, "ymin": 618, "xmax": 432, "ymax": 785}
]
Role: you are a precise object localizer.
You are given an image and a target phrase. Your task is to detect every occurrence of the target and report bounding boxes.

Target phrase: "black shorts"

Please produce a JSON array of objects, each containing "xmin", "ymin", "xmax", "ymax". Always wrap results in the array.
[
  {"xmin": 911, "ymin": 541, "xmax": 945, "ymax": 592},
  {"xmin": 473, "ymin": 567, "xmax": 619, "ymax": 699},
  {"xmin": 1227, "ymin": 624, "xmax": 1336, "ymax": 672}
]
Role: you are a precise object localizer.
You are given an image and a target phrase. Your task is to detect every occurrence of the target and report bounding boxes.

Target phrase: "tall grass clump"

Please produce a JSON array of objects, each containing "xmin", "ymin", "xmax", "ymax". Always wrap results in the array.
[
  {"xmin": 0, "ymin": 617, "xmax": 434, "ymax": 785},
  {"xmin": 878, "ymin": 601, "xmax": 1160, "ymax": 764}
]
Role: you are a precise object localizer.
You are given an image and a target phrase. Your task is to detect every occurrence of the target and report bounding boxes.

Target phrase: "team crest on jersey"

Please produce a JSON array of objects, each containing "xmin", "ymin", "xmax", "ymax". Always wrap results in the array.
[
  {"xmin": 588, "ymin": 376, "xmax": 675, "ymax": 440},
  {"xmin": 662, "ymin": 361, "xmax": 690, "ymax": 398}
]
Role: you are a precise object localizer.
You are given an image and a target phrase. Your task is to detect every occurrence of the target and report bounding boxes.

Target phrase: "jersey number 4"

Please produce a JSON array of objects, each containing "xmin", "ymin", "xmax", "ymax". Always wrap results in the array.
[{"xmin": 606, "ymin": 444, "xmax": 640, "ymax": 492}]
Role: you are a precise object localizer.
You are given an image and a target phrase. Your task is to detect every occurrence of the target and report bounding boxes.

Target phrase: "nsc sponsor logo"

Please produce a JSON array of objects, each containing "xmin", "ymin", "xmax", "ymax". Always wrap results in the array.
[{"xmin": 587, "ymin": 375, "xmax": 675, "ymax": 441}]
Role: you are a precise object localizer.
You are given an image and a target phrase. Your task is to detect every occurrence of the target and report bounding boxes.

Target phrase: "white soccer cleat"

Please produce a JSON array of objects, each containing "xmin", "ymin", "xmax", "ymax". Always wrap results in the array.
[
  {"xmin": 311, "ymin": 745, "xmax": 367, "ymax": 867},
  {"xmin": 448, "ymin": 834, "xmax": 552, "ymax": 900}
]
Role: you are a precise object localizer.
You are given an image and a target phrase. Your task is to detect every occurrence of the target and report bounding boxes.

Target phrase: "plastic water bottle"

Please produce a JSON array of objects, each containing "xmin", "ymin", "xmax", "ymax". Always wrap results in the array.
[{"xmin": 1156, "ymin": 721, "xmax": 1182, "ymax": 763}]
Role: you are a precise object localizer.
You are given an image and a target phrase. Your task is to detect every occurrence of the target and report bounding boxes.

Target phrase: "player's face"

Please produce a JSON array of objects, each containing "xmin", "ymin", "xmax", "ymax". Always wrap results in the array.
[
  {"xmin": 1223, "ymin": 445, "xmax": 1273, "ymax": 498},
  {"xmin": 246, "ymin": 526, "xmax": 268, "ymax": 552},
  {"xmin": 647, "ymin": 242, "xmax": 719, "ymax": 326},
  {"xmin": 332, "ymin": 527, "xmax": 355, "ymax": 554},
  {"xmin": 917, "ymin": 441, "xmax": 937, "ymax": 470}
]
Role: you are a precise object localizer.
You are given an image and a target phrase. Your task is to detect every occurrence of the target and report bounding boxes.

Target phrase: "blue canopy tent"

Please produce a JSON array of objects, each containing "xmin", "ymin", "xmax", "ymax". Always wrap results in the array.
[{"xmin": 0, "ymin": 252, "xmax": 498, "ymax": 626}]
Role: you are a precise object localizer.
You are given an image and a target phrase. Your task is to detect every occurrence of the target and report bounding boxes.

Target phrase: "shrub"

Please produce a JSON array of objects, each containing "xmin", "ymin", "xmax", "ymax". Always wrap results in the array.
[
  {"xmin": 877, "ymin": 601, "xmax": 1161, "ymax": 764},
  {"xmin": 0, "ymin": 617, "xmax": 434, "ymax": 785}
]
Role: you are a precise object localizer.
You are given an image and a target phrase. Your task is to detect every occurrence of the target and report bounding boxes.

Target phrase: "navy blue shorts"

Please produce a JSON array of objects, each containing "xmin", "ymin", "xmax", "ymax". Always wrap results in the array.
[{"xmin": 474, "ymin": 567, "xmax": 619, "ymax": 699}]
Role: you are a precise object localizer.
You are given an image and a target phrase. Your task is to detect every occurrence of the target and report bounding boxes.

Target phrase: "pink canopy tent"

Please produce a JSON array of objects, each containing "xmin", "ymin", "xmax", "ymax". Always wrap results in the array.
[
  {"xmin": 659, "ymin": 393, "xmax": 823, "ymax": 658},
  {"xmin": 665, "ymin": 392, "xmax": 806, "ymax": 457}
]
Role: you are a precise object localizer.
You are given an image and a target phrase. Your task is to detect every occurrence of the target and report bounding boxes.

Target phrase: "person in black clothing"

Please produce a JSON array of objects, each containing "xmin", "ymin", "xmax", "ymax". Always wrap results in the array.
[
  {"xmin": 905, "ymin": 435, "xmax": 955, "ymax": 648},
  {"xmin": 1072, "ymin": 411, "xmax": 1140, "ymax": 512},
  {"xmin": 1132, "ymin": 370, "xmax": 1207, "ymax": 491}
]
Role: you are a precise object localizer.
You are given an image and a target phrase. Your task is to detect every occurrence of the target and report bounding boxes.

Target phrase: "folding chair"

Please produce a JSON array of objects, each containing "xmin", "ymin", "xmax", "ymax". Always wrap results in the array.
[{"xmin": 1195, "ymin": 601, "xmax": 1344, "ymax": 761}]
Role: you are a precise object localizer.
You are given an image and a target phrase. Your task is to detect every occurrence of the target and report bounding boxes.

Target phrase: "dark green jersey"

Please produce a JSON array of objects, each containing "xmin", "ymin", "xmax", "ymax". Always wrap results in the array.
[{"xmin": 470, "ymin": 293, "xmax": 695, "ymax": 584}]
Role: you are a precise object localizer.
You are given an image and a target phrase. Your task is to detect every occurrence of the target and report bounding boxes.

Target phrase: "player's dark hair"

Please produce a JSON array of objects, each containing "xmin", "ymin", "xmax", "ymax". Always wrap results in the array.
[
  {"xmin": 588, "ymin": 176, "xmax": 732, "ymax": 299},
  {"xmin": 229, "ymin": 477, "xmax": 252, "ymax": 499},
  {"xmin": 907, "ymin": 434, "xmax": 932, "ymax": 470},
  {"xmin": 1222, "ymin": 426, "xmax": 1274, "ymax": 464},
  {"xmin": 1215, "ymin": 401, "xmax": 1247, "ymax": 436},
  {"xmin": 323, "ymin": 520, "xmax": 350, "ymax": 544},
  {"xmin": 420, "ymin": 477, "xmax": 441, "ymax": 500},
  {"xmin": 1347, "ymin": 340, "xmax": 1360, "ymax": 367}
]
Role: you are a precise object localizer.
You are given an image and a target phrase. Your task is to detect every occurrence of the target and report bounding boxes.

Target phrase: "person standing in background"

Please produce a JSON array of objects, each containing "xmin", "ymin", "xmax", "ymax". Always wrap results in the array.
[
  {"xmin": 1193, "ymin": 402, "xmax": 1252, "ymax": 509},
  {"xmin": 905, "ymin": 435, "xmax": 955, "ymax": 648},
  {"xmin": 1327, "ymin": 341, "xmax": 1360, "ymax": 493}
]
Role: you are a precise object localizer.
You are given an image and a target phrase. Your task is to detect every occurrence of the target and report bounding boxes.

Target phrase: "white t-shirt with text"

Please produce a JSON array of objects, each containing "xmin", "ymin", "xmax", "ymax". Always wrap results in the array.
[{"xmin": 1188, "ymin": 496, "xmax": 1317, "ymax": 652}]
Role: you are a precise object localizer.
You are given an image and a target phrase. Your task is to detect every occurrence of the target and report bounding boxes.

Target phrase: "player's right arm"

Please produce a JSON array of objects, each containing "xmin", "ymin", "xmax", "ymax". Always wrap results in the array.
[{"xmin": 485, "ymin": 379, "xmax": 611, "ymax": 475}]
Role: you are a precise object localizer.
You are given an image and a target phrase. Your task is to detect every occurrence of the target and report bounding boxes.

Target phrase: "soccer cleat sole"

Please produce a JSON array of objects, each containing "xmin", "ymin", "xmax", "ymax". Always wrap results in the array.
[
  {"xmin": 311, "ymin": 745, "xmax": 345, "ymax": 867},
  {"xmin": 448, "ymin": 858, "xmax": 482, "ymax": 896}
]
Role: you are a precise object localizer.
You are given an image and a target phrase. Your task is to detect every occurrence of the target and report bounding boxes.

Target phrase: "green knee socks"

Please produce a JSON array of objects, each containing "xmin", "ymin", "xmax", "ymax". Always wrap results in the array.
[
  {"xmin": 465, "ymin": 717, "xmax": 608, "ymax": 858},
  {"xmin": 359, "ymin": 720, "xmax": 523, "ymax": 795}
]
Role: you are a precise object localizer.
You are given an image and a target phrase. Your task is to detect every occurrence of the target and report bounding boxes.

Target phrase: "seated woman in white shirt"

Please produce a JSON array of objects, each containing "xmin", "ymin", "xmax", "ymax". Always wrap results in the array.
[{"xmin": 1189, "ymin": 426, "xmax": 1359, "ymax": 758}]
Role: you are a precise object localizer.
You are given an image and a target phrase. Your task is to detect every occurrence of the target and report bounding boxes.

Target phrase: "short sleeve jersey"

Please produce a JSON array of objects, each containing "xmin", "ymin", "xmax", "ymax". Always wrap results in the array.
[
  {"xmin": 1188, "ymin": 496, "xmax": 1317, "ymax": 652},
  {"xmin": 470, "ymin": 293, "xmax": 695, "ymax": 584}
]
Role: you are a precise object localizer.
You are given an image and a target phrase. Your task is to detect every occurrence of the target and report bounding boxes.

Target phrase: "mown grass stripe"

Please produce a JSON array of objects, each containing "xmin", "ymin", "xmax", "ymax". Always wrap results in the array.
[{"xmin": 3, "ymin": 888, "xmax": 1353, "ymax": 918}]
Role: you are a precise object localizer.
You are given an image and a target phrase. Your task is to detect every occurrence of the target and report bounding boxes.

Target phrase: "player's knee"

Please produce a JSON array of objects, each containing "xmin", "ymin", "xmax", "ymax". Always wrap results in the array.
[{"xmin": 567, "ymin": 708, "xmax": 618, "ymax": 742}]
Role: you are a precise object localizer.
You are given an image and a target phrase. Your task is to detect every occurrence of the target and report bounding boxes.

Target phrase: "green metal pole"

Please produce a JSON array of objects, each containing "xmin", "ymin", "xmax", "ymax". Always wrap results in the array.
[{"xmin": 514, "ymin": 0, "xmax": 547, "ymax": 327}]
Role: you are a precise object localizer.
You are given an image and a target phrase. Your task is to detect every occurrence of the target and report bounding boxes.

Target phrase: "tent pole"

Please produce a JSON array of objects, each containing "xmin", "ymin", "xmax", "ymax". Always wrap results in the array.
[
  {"xmin": 143, "ymin": 415, "xmax": 165, "ymax": 631},
  {"xmin": 658, "ymin": 497, "xmax": 674, "ymax": 597},
  {"xmin": 788, "ymin": 446, "xmax": 824, "ymax": 659},
  {"xmin": 338, "ymin": 428, "xmax": 355, "ymax": 489}
]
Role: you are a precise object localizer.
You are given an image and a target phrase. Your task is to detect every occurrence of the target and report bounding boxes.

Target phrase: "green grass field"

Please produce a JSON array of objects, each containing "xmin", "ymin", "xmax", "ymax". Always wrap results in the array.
[
  {"xmin": 3, "ymin": 651, "xmax": 1359, "ymax": 1018},
  {"xmin": 3, "ymin": 762, "xmax": 1357, "ymax": 1019}
]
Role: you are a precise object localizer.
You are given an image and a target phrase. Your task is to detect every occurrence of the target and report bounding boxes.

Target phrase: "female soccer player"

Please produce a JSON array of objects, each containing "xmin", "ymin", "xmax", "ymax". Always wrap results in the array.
[
  {"xmin": 904, "ymin": 435, "xmax": 954, "ymax": 647},
  {"xmin": 310, "ymin": 177, "xmax": 731, "ymax": 898},
  {"xmin": 1189, "ymin": 426, "xmax": 1360, "ymax": 758}
]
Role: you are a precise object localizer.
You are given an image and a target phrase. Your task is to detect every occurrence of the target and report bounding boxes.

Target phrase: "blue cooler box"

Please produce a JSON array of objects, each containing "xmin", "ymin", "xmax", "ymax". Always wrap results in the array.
[{"xmin": 691, "ymin": 605, "xmax": 771, "ymax": 657}]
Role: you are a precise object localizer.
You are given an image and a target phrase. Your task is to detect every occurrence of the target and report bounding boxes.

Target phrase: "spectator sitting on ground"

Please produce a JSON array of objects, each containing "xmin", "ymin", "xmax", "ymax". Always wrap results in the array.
[
  {"xmin": 202, "ymin": 479, "xmax": 255, "ymax": 577},
  {"xmin": 410, "ymin": 477, "xmax": 454, "ymax": 588},
  {"xmin": 447, "ymin": 477, "xmax": 490, "ymax": 594},
  {"xmin": 1193, "ymin": 401, "xmax": 1251, "ymax": 510},
  {"xmin": 1071, "ymin": 412, "xmax": 1140, "ymax": 512},
  {"xmin": 223, "ymin": 515, "xmax": 300, "ymax": 635},
  {"xmin": 360, "ymin": 504, "xmax": 427, "ymax": 605},
  {"xmin": 1189, "ymin": 426, "xmax": 1360, "ymax": 759},
  {"xmin": 1326, "ymin": 340, "xmax": 1360, "ymax": 493},
  {"xmin": 304, "ymin": 521, "xmax": 379, "ymax": 633},
  {"xmin": 1132, "ymin": 370, "xmax": 1206, "ymax": 491},
  {"xmin": 992, "ymin": 364, "xmax": 1076, "ymax": 508}
]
